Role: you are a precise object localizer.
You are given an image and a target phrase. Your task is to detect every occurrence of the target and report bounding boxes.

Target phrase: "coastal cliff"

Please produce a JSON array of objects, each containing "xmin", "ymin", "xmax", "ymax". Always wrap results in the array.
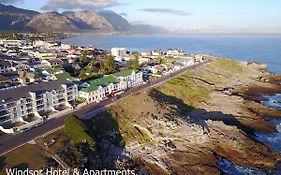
[
  {"xmin": 88, "ymin": 58, "xmax": 281, "ymax": 174},
  {"xmin": 2, "ymin": 58, "xmax": 280, "ymax": 174}
]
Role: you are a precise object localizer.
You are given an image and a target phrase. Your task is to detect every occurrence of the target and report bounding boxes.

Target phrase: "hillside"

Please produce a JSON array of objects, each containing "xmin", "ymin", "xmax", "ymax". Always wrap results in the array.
[
  {"xmin": 0, "ymin": 3, "xmax": 38, "ymax": 31},
  {"xmin": 26, "ymin": 12, "xmax": 79, "ymax": 32},
  {"xmin": 0, "ymin": 3, "xmax": 167, "ymax": 34},
  {"xmin": 63, "ymin": 11, "xmax": 114, "ymax": 31},
  {"xmin": 97, "ymin": 11, "xmax": 132, "ymax": 31}
]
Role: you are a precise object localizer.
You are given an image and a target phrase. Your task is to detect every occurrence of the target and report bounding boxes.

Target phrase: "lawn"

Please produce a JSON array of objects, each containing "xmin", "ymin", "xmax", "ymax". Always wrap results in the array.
[
  {"xmin": 158, "ymin": 58, "xmax": 244, "ymax": 108},
  {"xmin": 64, "ymin": 115, "xmax": 94, "ymax": 149}
]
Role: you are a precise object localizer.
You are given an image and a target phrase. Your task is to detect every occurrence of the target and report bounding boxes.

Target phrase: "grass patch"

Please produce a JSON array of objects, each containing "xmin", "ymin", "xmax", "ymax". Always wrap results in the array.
[
  {"xmin": 134, "ymin": 126, "xmax": 154, "ymax": 144},
  {"xmin": 64, "ymin": 115, "xmax": 94, "ymax": 149},
  {"xmin": 159, "ymin": 76, "xmax": 212, "ymax": 107},
  {"xmin": 157, "ymin": 58, "xmax": 244, "ymax": 107},
  {"xmin": 207, "ymin": 58, "xmax": 244, "ymax": 75}
]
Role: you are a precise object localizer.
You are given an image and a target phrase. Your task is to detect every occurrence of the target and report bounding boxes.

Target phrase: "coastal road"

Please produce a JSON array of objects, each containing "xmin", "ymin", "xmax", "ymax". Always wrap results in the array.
[{"xmin": 0, "ymin": 60, "xmax": 212, "ymax": 156}]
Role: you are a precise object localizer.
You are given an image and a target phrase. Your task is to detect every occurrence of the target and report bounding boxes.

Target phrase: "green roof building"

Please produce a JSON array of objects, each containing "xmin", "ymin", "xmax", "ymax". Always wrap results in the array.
[
  {"xmin": 113, "ymin": 69, "xmax": 139, "ymax": 78},
  {"xmin": 79, "ymin": 69, "xmax": 143, "ymax": 103},
  {"xmin": 80, "ymin": 75, "xmax": 119, "ymax": 93}
]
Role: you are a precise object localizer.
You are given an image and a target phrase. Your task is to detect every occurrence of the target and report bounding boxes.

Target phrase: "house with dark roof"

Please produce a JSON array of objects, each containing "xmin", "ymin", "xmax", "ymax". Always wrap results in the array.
[
  {"xmin": 50, "ymin": 72, "xmax": 74, "ymax": 81},
  {"xmin": 0, "ymin": 60, "xmax": 13, "ymax": 73},
  {"xmin": 42, "ymin": 58, "xmax": 63, "ymax": 68}
]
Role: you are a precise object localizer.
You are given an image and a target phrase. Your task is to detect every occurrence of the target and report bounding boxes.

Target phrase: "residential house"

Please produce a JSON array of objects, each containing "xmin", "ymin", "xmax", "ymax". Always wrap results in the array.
[
  {"xmin": 42, "ymin": 59, "xmax": 63, "ymax": 68},
  {"xmin": 141, "ymin": 51, "xmax": 153, "ymax": 57},
  {"xmin": 0, "ymin": 60, "xmax": 13, "ymax": 73},
  {"xmin": 0, "ymin": 72, "xmax": 20, "ymax": 84},
  {"xmin": 28, "ymin": 51, "xmax": 57, "ymax": 60},
  {"xmin": 18, "ymin": 70, "xmax": 41, "ymax": 84},
  {"xmin": 50, "ymin": 72, "xmax": 74, "ymax": 81},
  {"xmin": 85, "ymin": 66, "xmax": 99, "ymax": 76},
  {"xmin": 174, "ymin": 57, "xmax": 195, "ymax": 70},
  {"xmin": 0, "ymin": 40, "xmax": 26, "ymax": 48},
  {"xmin": 167, "ymin": 48, "xmax": 184, "ymax": 58},
  {"xmin": 39, "ymin": 67, "xmax": 65, "ymax": 79},
  {"xmin": 152, "ymin": 49, "xmax": 163, "ymax": 57}
]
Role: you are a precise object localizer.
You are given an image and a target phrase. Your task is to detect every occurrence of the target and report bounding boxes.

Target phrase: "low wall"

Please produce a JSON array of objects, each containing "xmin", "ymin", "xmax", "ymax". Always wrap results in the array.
[
  {"xmin": 48, "ymin": 108, "xmax": 72, "ymax": 119},
  {"xmin": 0, "ymin": 126, "xmax": 14, "ymax": 134},
  {"xmin": 77, "ymin": 102, "xmax": 87, "ymax": 108},
  {"xmin": 16, "ymin": 118, "xmax": 44, "ymax": 132}
]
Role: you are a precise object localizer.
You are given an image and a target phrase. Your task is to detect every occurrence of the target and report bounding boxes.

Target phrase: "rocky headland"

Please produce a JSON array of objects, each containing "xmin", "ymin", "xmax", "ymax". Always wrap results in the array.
[{"xmin": 87, "ymin": 58, "xmax": 281, "ymax": 174}]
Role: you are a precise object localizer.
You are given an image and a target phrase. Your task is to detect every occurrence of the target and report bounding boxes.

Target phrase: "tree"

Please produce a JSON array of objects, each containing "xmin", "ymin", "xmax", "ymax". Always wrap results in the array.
[
  {"xmin": 157, "ymin": 56, "xmax": 166, "ymax": 64},
  {"xmin": 105, "ymin": 54, "xmax": 117, "ymax": 74},
  {"xmin": 128, "ymin": 55, "xmax": 140, "ymax": 69}
]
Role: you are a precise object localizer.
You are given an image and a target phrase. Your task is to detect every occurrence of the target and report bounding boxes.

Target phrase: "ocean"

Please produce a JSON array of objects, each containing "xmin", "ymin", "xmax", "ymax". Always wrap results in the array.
[{"xmin": 62, "ymin": 35, "xmax": 281, "ymax": 74}]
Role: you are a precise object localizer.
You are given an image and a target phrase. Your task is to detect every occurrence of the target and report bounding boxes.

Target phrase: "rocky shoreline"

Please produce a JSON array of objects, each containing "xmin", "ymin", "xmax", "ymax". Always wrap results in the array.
[{"xmin": 86, "ymin": 58, "xmax": 281, "ymax": 175}]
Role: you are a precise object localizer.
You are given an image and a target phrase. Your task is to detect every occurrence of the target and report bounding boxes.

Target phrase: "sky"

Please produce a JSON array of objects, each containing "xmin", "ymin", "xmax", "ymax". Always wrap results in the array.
[{"xmin": 1, "ymin": 0, "xmax": 281, "ymax": 34}]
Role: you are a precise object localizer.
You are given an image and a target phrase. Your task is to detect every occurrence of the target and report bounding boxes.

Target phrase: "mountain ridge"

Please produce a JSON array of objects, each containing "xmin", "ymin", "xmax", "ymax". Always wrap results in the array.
[{"xmin": 0, "ymin": 3, "xmax": 168, "ymax": 34}]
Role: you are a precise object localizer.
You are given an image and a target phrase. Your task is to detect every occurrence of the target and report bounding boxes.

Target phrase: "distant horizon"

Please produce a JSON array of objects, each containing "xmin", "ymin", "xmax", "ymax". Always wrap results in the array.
[{"xmin": 1, "ymin": 0, "xmax": 281, "ymax": 35}]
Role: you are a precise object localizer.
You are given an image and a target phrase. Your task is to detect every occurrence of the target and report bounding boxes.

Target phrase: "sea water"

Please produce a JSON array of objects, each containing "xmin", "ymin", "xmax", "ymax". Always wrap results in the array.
[{"xmin": 62, "ymin": 35, "xmax": 281, "ymax": 74}]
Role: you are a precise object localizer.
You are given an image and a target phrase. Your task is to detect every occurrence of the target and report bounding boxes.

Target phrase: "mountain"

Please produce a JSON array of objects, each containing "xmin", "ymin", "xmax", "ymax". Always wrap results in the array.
[
  {"xmin": 0, "ymin": 3, "xmax": 167, "ymax": 34},
  {"xmin": 26, "ymin": 12, "xmax": 78, "ymax": 32},
  {"xmin": 131, "ymin": 24, "xmax": 169, "ymax": 34},
  {"xmin": 63, "ymin": 11, "xmax": 114, "ymax": 32},
  {"xmin": 98, "ymin": 11, "xmax": 132, "ymax": 31},
  {"xmin": 0, "ymin": 3, "xmax": 38, "ymax": 16},
  {"xmin": 0, "ymin": 3, "xmax": 39, "ymax": 31}
]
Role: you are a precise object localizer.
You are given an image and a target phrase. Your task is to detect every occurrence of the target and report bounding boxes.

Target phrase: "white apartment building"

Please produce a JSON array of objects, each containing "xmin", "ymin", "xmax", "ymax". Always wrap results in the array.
[
  {"xmin": 111, "ymin": 48, "xmax": 126, "ymax": 57},
  {"xmin": 0, "ymin": 79, "xmax": 78, "ymax": 127},
  {"xmin": 79, "ymin": 69, "xmax": 143, "ymax": 103}
]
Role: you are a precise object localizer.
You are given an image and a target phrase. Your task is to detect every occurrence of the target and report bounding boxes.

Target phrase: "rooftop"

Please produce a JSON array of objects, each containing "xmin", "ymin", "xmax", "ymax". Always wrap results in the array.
[
  {"xmin": 0, "ymin": 79, "xmax": 74, "ymax": 105},
  {"xmin": 80, "ymin": 75, "xmax": 119, "ymax": 93},
  {"xmin": 0, "ymin": 60, "xmax": 12, "ymax": 67},
  {"xmin": 54, "ymin": 72, "xmax": 74, "ymax": 81},
  {"xmin": 113, "ymin": 69, "xmax": 139, "ymax": 78}
]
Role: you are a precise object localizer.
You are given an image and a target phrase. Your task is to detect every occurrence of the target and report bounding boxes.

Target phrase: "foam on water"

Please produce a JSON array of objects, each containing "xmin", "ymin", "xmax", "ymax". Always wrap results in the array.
[
  {"xmin": 255, "ymin": 94, "xmax": 281, "ymax": 154},
  {"xmin": 217, "ymin": 157, "xmax": 268, "ymax": 175},
  {"xmin": 261, "ymin": 94, "xmax": 281, "ymax": 111},
  {"xmin": 218, "ymin": 94, "xmax": 281, "ymax": 174}
]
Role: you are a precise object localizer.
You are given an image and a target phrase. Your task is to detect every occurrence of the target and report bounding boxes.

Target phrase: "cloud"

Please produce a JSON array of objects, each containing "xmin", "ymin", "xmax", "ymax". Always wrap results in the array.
[
  {"xmin": 140, "ymin": 8, "xmax": 191, "ymax": 16},
  {"xmin": 0, "ymin": 0, "xmax": 22, "ymax": 4},
  {"xmin": 41, "ymin": 0, "xmax": 118, "ymax": 11}
]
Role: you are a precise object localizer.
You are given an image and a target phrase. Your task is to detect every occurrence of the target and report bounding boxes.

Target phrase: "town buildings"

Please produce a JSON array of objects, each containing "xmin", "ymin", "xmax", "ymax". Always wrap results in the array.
[
  {"xmin": 167, "ymin": 48, "xmax": 184, "ymax": 58},
  {"xmin": 0, "ymin": 60, "xmax": 14, "ymax": 73},
  {"xmin": 79, "ymin": 69, "xmax": 143, "ymax": 103},
  {"xmin": 111, "ymin": 48, "xmax": 126, "ymax": 57},
  {"xmin": 0, "ymin": 38, "xmax": 203, "ymax": 134},
  {"xmin": 0, "ymin": 79, "xmax": 78, "ymax": 131}
]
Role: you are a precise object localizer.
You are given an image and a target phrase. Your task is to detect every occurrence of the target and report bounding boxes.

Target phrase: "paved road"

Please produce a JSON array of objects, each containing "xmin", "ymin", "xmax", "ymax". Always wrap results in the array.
[{"xmin": 0, "ymin": 60, "xmax": 212, "ymax": 156}]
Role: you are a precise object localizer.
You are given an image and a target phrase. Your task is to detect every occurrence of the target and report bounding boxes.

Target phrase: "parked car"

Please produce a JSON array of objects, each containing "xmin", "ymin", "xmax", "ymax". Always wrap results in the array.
[
  {"xmin": 20, "ymin": 128, "xmax": 30, "ymax": 133},
  {"xmin": 44, "ymin": 139, "xmax": 55, "ymax": 147}
]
